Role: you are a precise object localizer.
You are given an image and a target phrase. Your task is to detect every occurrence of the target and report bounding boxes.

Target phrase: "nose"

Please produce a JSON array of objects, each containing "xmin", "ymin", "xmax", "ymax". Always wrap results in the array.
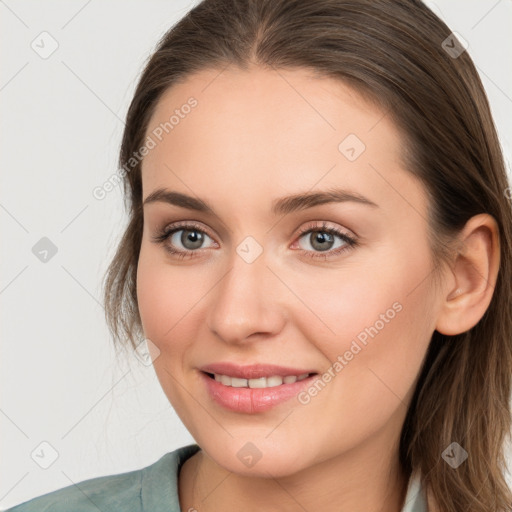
[{"xmin": 206, "ymin": 249, "xmax": 286, "ymax": 345}]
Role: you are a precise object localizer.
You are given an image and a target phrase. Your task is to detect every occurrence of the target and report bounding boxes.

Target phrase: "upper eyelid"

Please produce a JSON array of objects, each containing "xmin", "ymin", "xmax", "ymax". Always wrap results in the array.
[
  {"xmin": 164, "ymin": 220, "xmax": 354, "ymax": 244},
  {"xmin": 166, "ymin": 220, "xmax": 216, "ymax": 239}
]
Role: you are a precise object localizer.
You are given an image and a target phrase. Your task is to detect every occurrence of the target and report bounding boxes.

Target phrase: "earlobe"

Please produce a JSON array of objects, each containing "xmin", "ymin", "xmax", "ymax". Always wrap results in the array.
[{"xmin": 435, "ymin": 213, "xmax": 500, "ymax": 336}]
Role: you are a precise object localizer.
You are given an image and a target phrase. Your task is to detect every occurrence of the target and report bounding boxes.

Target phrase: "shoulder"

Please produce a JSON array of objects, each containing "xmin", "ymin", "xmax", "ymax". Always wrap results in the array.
[
  {"xmin": 4, "ymin": 467, "xmax": 143, "ymax": 512},
  {"xmin": 5, "ymin": 444, "xmax": 201, "ymax": 512}
]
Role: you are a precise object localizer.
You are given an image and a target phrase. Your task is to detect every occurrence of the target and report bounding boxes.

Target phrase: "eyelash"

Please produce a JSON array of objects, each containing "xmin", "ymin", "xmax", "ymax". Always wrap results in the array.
[{"xmin": 151, "ymin": 220, "xmax": 358, "ymax": 261}]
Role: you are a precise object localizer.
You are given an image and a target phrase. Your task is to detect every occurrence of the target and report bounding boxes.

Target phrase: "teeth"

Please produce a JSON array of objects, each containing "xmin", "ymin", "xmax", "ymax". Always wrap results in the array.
[
  {"xmin": 267, "ymin": 376, "xmax": 285, "ymax": 387},
  {"xmin": 231, "ymin": 377, "xmax": 251, "ymax": 387},
  {"xmin": 212, "ymin": 372, "xmax": 310, "ymax": 388}
]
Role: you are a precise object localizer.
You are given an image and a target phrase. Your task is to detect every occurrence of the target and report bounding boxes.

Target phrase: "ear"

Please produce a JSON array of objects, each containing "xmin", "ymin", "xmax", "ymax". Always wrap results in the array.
[{"xmin": 435, "ymin": 213, "xmax": 500, "ymax": 336}]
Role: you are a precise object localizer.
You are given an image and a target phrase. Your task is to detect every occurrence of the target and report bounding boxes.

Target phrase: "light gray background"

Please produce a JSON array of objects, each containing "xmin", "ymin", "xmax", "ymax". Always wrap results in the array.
[{"xmin": 1, "ymin": 0, "xmax": 511, "ymax": 509}]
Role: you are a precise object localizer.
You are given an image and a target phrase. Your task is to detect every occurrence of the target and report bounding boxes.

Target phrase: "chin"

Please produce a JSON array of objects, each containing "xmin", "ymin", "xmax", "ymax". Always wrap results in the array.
[{"xmin": 203, "ymin": 439, "xmax": 311, "ymax": 479}]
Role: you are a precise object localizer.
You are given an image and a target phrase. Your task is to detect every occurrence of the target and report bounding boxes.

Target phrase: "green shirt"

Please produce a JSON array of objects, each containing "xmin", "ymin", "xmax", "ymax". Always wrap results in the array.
[{"xmin": 5, "ymin": 443, "xmax": 427, "ymax": 511}]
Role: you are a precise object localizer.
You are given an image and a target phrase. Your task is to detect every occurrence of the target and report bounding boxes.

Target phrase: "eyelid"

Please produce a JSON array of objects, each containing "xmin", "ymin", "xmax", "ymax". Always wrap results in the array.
[
  {"xmin": 150, "ymin": 220, "xmax": 218, "ymax": 253},
  {"xmin": 294, "ymin": 220, "xmax": 356, "ymax": 239},
  {"xmin": 155, "ymin": 219, "xmax": 354, "ymax": 242},
  {"xmin": 159, "ymin": 220, "xmax": 216, "ymax": 242}
]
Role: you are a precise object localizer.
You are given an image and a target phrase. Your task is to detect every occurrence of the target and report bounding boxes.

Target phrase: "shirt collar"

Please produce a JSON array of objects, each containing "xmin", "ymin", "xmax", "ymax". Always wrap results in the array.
[{"xmin": 401, "ymin": 472, "xmax": 428, "ymax": 512}]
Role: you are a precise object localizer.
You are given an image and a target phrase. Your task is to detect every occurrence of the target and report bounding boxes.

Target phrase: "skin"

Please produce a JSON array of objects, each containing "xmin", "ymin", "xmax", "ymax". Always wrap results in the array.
[{"xmin": 136, "ymin": 65, "xmax": 500, "ymax": 512}]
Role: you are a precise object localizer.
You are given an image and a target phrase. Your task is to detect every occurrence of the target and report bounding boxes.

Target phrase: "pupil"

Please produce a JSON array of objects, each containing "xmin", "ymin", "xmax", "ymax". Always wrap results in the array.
[
  {"xmin": 182, "ymin": 229, "xmax": 203, "ymax": 249},
  {"xmin": 312, "ymin": 231, "xmax": 333, "ymax": 251}
]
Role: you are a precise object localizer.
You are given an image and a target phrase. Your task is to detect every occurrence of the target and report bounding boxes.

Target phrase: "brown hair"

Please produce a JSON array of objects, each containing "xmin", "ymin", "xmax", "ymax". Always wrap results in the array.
[{"xmin": 102, "ymin": 1, "xmax": 512, "ymax": 510}]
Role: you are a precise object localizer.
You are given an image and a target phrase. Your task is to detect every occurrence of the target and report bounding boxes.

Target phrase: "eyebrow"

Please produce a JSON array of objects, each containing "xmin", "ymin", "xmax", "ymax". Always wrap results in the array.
[{"xmin": 142, "ymin": 187, "xmax": 379, "ymax": 215}]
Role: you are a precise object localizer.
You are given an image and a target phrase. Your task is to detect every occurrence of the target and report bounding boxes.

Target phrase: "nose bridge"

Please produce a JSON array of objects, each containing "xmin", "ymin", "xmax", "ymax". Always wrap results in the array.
[{"xmin": 206, "ymin": 243, "xmax": 284, "ymax": 343}]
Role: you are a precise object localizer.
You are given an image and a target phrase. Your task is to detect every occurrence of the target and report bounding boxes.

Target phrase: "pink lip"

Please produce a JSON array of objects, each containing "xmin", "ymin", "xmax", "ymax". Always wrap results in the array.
[{"xmin": 198, "ymin": 365, "xmax": 318, "ymax": 414}]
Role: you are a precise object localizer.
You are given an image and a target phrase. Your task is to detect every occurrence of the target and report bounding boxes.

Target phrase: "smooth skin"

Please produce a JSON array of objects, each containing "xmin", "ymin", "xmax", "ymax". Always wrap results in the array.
[{"xmin": 136, "ymin": 65, "xmax": 500, "ymax": 512}]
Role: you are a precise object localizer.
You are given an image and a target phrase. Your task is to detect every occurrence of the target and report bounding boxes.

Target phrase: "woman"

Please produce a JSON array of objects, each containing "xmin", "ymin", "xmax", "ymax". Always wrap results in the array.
[{"xmin": 7, "ymin": 0, "xmax": 512, "ymax": 511}]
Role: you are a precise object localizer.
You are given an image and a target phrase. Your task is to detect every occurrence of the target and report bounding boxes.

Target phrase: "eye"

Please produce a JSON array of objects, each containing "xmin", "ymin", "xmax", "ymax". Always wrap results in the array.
[
  {"xmin": 151, "ymin": 220, "xmax": 358, "ymax": 261},
  {"xmin": 293, "ymin": 221, "xmax": 358, "ymax": 260},
  {"xmin": 151, "ymin": 221, "xmax": 216, "ymax": 259}
]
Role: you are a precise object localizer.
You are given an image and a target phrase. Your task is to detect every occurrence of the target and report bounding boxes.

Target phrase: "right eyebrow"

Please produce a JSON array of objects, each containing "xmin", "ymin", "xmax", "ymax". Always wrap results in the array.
[{"xmin": 143, "ymin": 188, "xmax": 213, "ymax": 213}]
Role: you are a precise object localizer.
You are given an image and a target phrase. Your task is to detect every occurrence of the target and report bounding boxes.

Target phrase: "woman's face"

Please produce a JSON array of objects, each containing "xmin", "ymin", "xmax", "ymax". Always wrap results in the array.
[{"xmin": 137, "ymin": 65, "xmax": 443, "ymax": 477}]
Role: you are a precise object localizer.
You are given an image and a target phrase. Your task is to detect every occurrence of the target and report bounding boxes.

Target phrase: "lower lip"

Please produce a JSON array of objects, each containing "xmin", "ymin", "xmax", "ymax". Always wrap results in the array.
[{"xmin": 200, "ymin": 371, "xmax": 317, "ymax": 414}]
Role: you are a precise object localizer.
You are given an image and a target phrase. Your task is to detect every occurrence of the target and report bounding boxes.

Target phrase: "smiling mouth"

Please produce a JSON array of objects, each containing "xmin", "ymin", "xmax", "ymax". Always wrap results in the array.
[{"xmin": 202, "ymin": 371, "xmax": 318, "ymax": 388}]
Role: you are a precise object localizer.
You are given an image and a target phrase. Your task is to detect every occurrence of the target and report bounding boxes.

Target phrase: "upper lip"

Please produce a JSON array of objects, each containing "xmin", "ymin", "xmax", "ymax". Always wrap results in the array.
[{"xmin": 199, "ymin": 362, "xmax": 317, "ymax": 380}]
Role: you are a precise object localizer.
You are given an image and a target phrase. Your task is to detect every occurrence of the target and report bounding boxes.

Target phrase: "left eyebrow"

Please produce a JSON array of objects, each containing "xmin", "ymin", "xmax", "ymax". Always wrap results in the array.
[
  {"xmin": 142, "ymin": 186, "xmax": 379, "ymax": 215},
  {"xmin": 271, "ymin": 187, "xmax": 379, "ymax": 215}
]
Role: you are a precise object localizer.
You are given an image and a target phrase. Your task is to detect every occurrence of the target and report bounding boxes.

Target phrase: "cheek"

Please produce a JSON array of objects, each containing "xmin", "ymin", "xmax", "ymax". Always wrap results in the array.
[
  {"xmin": 136, "ymin": 246, "xmax": 197, "ymax": 354},
  {"xmin": 136, "ymin": 252, "xmax": 170, "ymax": 343},
  {"xmin": 290, "ymin": 259, "xmax": 425, "ymax": 343},
  {"xmin": 136, "ymin": 248, "xmax": 200, "ymax": 414},
  {"xmin": 290, "ymin": 239, "xmax": 434, "ymax": 398}
]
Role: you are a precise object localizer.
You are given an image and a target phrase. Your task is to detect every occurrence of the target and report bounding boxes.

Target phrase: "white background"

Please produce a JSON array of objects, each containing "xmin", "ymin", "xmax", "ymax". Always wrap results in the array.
[{"xmin": 1, "ymin": 0, "xmax": 511, "ymax": 509}]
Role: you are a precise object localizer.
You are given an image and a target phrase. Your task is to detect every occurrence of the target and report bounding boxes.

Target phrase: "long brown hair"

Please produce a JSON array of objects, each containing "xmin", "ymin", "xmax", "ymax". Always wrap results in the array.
[{"xmin": 102, "ymin": 1, "xmax": 512, "ymax": 510}]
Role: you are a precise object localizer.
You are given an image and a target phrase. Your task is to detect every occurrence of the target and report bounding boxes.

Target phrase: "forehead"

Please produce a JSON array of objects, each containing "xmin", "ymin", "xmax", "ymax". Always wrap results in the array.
[
  {"xmin": 144, "ymin": 65, "xmax": 390, "ymax": 155},
  {"xmin": 141, "ymin": 65, "xmax": 425, "ymax": 219}
]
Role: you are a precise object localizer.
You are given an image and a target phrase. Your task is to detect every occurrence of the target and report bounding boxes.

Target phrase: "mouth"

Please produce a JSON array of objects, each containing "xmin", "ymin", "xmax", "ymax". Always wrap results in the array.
[
  {"xmin": 202, "ymin": 371, "xmax": 318, "ymax": 389},
  {"xmin": 199, "ymin": 369, "xmax": 320, "ymax": 414}
]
